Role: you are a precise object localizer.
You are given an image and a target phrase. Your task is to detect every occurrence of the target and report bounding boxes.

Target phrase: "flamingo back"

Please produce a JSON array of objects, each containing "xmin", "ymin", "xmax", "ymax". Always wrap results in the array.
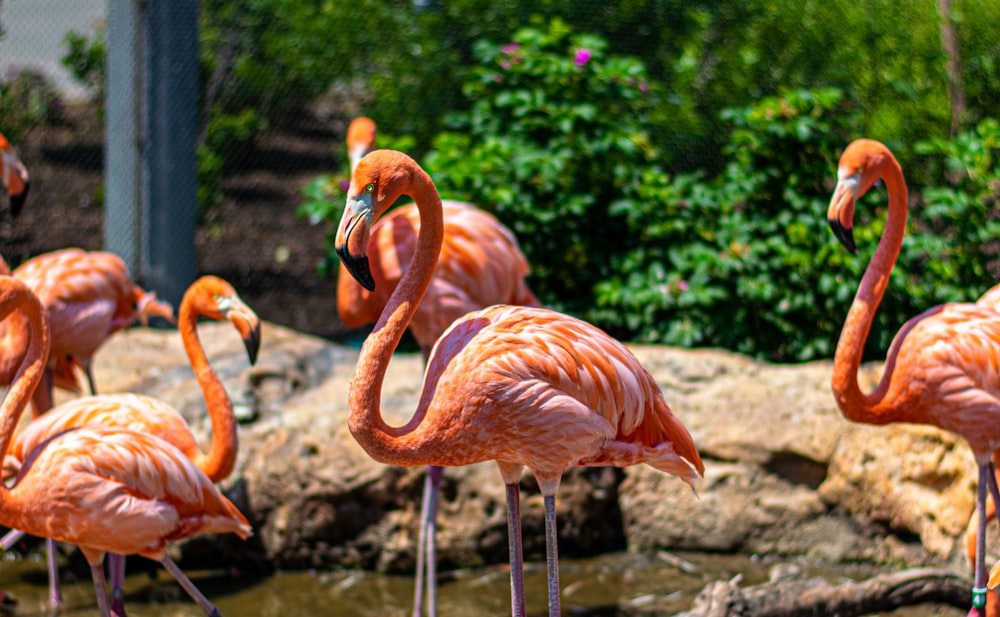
[
  {"xmin": 8, "ymin": 425, "xmax": 250, "ymax": 562},
  {"xmin": 337, "ymin": 201, "xmax": 539, "ymax": 351},
  {"xmin": 11, "ymin": 249, "xmax": 172, "ymax": 366},
  {"xmin": 416, "ymin": 305, "xmax": 703, "ymax": 488},
  {"xmin": 5, "ymin": 393, "xmax": 198, "ymax": 477}
]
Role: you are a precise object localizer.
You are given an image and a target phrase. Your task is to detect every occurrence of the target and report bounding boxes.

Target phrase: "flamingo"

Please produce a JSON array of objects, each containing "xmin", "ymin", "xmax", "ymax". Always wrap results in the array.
[
  {"xmin": 0, "ymin": 132, "xmax": 29, "ymax": 216},
  {"xmin": 4, "ymin": 248, "xmax": 175, "ymax": 414},
  {"xmin": 337, "ymin": 118, "xmax": 540, "ymax": 617},
  {"xmin": 0, "ymin": 275, "xmax": 251, "ymax": 617},
  {"xmin": 0, "ymin": 248, "xmax": 173, "ymax": 608},
  {"xmin": 2, "ymin": 274, "xmax": 260, "ymax": 617},
  {"xmin": 335, "ymin": 149, "xmax": 704, "ymax": 617},
  {"xmin": 827, "ymin": 138, "xmax": 1000, "ymax": 617}
]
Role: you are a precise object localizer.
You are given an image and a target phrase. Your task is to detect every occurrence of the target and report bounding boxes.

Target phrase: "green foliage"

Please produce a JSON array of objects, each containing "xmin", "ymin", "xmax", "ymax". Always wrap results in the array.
[
  {"xmin": 912, "ymin": 118, "xmax": 1000, "ymax": 299},
  {"xmin": 596, "ymin": 88, "xmax": 860, "ymax": 360},
  {"xmin": 597, "ymin": 88, "xmax": 1000, "ymax": 362},
  {"xmin": 61, "ymin": 29, "xmax": 106, "ymax": 104},
  {"xmin": 0, "ymin": 69, "xmax": 62, "ymax": 143},
  {"xmin": 425, "ymin": 19, "xmax": 661, "ymax": 315}
]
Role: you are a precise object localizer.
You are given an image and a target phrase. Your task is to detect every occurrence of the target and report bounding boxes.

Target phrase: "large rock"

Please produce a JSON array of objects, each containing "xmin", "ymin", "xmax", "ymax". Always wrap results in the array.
[{"xmin": 81, "ymin": 322, "xmax": 982, "ymax": 575}]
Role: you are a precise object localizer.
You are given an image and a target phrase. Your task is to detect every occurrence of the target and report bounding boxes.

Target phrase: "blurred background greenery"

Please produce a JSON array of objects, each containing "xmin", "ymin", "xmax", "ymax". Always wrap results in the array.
[{"xmin": 3, "ymin": 0, "xmax": 1000, "ymax": 362}]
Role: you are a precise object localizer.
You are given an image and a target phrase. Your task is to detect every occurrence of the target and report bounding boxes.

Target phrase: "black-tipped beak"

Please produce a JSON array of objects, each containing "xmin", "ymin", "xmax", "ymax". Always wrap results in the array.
[
  {"xmin": 828, "ymin": 218, "xmax": 857, "ymax": 254},
  {"xmin": 243, "ymin": 324, "xmax": 261, "ymax": 366},
  {"xmin": 335, "ymin": 192, "xmax": 376, "ymax": 291},
  {"xmin": 336, "ymin": 245, "xmax": 375, "ymax": 291},
  {"xmin": 226, "ymin": 297, "xmax": 262, "ymax": 366},
  {"xmin": 9, "ymin": 180, "xmax": 28, "ymax": 217}
]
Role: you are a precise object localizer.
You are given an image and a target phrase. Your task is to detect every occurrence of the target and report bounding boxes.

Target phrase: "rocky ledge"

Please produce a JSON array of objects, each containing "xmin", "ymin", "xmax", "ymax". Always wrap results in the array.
[{"xmin": 63, "ymin": 322, "xmax": 989, "ymax": 579}]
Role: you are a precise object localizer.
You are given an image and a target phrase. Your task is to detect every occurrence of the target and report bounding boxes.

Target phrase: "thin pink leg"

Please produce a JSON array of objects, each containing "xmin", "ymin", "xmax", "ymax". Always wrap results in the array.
[
  {"xmin": 90, "ymin": 562, "xmax": 112, "ymax": 617},
  {"xmin": 159, "ymin": 555, "xmax": 222, "ymax": 617},
  {"xmin": 47, "ymin": 538, "xmax": 62, "ymax": 609},
  {"xmin": 413, "ymin": 465, "xmax": 442, "ymax": 617},
  {"xmin": 505, "ymin": 482, "xmax": 525, "ymax": 617},
  {"xmin": 108, "ymin": 554, "xmax": 128, "ymax": 617},
  {"xmin": 969, "ymin": 464, "xmax": 989, "ymax": 617},
  {"xmin": 0, "ymin": 529, "xmax": 24, "ymax": 551},
  {"xmin": 542, "ymin": 494, "xmax": 561, "ymax": 617}
]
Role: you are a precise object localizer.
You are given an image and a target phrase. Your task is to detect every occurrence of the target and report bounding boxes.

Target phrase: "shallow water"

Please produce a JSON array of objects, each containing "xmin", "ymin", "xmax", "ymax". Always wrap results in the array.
[{"xmin": 0, "ymin": 550, "xmax": 966, "ymax": 617}]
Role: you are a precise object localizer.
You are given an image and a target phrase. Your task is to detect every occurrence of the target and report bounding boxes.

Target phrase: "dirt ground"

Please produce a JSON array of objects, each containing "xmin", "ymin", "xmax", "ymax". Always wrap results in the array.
[{"xmin": 0, "ymin": 102, "xmax": 355, "ymax": 341}]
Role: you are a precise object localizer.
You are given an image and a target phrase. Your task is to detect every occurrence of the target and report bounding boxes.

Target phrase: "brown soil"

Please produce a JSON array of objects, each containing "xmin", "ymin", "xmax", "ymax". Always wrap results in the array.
[{"xmin": 0, "ymin": 102, "xmax": 353, "ymax": 341}]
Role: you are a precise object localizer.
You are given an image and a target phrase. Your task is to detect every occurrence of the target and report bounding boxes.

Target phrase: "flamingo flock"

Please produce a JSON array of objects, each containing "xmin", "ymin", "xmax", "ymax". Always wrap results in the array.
[{"xmin": 3, "ymin": 122, "xmax": 1000, "ymax": 617}]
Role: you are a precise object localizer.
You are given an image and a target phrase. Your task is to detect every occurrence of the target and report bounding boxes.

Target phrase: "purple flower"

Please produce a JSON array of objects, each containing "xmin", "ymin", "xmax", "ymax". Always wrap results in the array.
[
  {"xmin": 501, "ymin": 43, "xmax": 520, "ymax": 56},
  {"xmin": 575, "ymin": 48, "xmax": 592, "ymax": 66}
]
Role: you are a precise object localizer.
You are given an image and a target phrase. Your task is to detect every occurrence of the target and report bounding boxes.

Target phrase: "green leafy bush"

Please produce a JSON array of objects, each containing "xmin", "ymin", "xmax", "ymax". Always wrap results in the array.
[
  {"xmin": 598, "ymin": 89, "xmax": 1000, "ymax": 362},
  {"xmin": 424, "ymin": 19, "xmax": 663, "ymax": 316},
  {"xmin": 62, "ymin": 30, "xmax": 105, "ymax": 104},
  {"xmin": 596, "ymin": 88, "xmax": 861, "ymax": 360},
  {"xmin": 0, "ymin": 69, "xmax": 62, "ymax": 143},
  {"xmin": 912, "ymin": 118, "xmax": 1000, "ymax": 301}
]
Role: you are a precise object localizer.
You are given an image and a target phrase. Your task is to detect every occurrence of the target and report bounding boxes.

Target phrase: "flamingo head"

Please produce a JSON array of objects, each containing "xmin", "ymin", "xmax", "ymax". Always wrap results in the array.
[
  {"xmin": 185, "ymin": 275, "xmax": 262, "ymax": 365},
  {"xmin": 0, "ymin": 133, "xmax": 30, "ymax": 218},
  {"xmin": 827, "ymin": 139, "xmax": 894, "ymax": 255},
  {"xmin": 336, "ymin": 149, "xmax": 417, "ymax": 292},
  {"xmin": 346, "ymin": 117, "xmax": 377, "ymax": 173}
]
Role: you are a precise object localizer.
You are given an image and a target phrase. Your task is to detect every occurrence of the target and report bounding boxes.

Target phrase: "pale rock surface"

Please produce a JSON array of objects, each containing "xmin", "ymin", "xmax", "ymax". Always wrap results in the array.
[{"xmin": 71, "ymin": 322, "xmax": 983, "ymax": 574}]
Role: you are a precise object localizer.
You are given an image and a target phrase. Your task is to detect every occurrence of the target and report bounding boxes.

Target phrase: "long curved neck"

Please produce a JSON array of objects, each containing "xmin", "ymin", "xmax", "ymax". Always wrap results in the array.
[
  {"xmin": 0, "ymin": 289, "xmax": 48, "ymax": 504},
  {"xmin": 179, "ymin": 302, "xmax": 237, "ymax": 481},
  {"xmin": 347, "ymin": 167, "xmax": 443, "ymax": 465},
  {"xmin": 831, "ymin": 157, "xmax": 908, "ymax": 423}
]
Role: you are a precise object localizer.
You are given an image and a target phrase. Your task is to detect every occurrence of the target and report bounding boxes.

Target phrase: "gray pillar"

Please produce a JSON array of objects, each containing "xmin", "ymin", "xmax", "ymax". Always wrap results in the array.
[
  {"xmin": 104, "ymin": 0, "xmax": 142, "ymax": 272},
  {"xmin": 142, "ymin": 0, "xmax": 198, "ymax": 308},
  {"xmin": 104, "ymin": 0, "xmax": 197, "ymax": 310}
]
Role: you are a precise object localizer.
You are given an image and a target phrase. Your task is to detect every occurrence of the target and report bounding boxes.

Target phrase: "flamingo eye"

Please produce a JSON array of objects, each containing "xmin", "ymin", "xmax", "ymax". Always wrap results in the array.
[{"xmin": 364, "ymin": 182, "xmax": 375, "ymax": 193}]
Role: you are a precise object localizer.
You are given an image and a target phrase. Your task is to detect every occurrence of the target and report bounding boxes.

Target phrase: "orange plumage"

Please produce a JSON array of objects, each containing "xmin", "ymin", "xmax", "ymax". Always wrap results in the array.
[
  {"xmin": 0, "ymin": 248, "xmax": 174, "ymax": 413},
  {"xmin": 0, "ymin": 276, "xmax": 249, "ymax": 617},
  {"xmin": 336, "ymin": 149, "xmax": 702, "ymax": 616},
  {"xmin": 828, "ymin": 139, "xmax": 1000, "ymax": 616},
  {"xmin": 336, "ymin": 119, "xmax": 539, "ymax": 617}
]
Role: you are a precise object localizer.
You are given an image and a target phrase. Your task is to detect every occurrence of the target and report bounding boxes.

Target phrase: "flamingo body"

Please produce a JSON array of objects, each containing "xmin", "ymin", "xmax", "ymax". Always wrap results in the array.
[
  {"xmin": 4, "ymin": 394, "xmax": 197, "ymax": 477},
  {"xmin": 13, "ymin": 248, "xmax": 174, "ymax": 380},
  {"xmin": 338, "ymin": 201, "xmax": 539, "ymax": 355},
  {"xmin": 337, "ymin": 119, "xmax": 539, "ymax": 617},
  {"xmin": 376, "ymin": 304, "xmax": 701, "ymax": 491},
  {"xmin": 0, "ymin": 275, "xmax": 249, "ymax": 617},
  {"xmin": 8, "ymin": 426, "xmax": 251, "ymax": 563}
]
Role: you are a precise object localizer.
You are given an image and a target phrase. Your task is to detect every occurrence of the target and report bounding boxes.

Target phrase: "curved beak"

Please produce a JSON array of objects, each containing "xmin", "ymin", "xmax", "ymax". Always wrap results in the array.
[
  {"xmin": 335, "ymin": 192, "xmax": 376, "ymax": 291},
  {"xmin": 226, "ymin": 298, "xmax": 262, "ymax": 365},
  {"xmin": 827, "ymin": 173, "xmax": 859, "ymax": 254}
]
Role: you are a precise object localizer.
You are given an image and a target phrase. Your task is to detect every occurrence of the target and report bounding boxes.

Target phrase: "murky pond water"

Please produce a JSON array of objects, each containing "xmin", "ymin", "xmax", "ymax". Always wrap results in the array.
[{"xmin": 0, "ymin": 550, "xmax": 966, "ymax": 616}]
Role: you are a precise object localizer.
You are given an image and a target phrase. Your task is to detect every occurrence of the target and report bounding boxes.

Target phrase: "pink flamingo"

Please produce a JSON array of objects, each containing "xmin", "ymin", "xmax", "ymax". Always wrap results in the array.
[
  {"xmin": 828, "ymin": 139, "xmax": 1000, "ymax": 617},
  {"xmin": 0, "ymin": 248, "xmax": 173, "ymax": 608},
  {"xmin": 337, "ymin": 118, "xmax": 539, "ymax": 617},
  {"xmin": 0, "ymin": 275, "xmax": 251, "ymax": 617},
  {"xmin": 336, "ymin": 149, "xmax": 703, "ymax": 617},
  {"xmin": 3, "ymin": 275, "xmax": 260, "ymax": 616}
]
